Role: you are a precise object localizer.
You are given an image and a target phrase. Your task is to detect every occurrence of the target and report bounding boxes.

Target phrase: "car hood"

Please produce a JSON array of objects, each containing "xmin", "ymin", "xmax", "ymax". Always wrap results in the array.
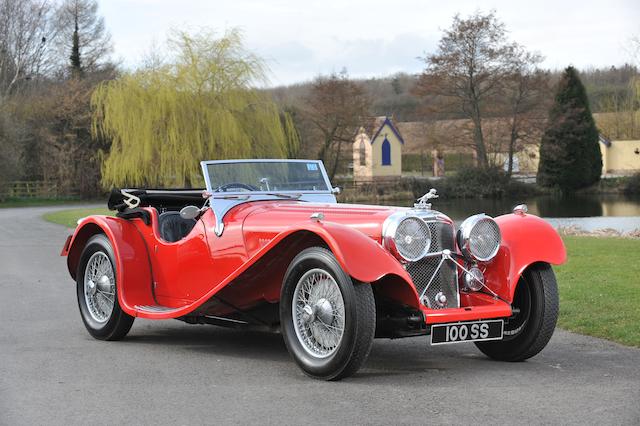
[{"xmin": 241, "ymin": 201, "xmax": 404, "ymax": 244}]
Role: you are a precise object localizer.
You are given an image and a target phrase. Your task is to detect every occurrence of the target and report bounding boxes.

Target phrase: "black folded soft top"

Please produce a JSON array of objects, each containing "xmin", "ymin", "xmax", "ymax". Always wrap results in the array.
[{"xmin": 107, "ymin": 188, "xmax": 206, "ymax": 212}]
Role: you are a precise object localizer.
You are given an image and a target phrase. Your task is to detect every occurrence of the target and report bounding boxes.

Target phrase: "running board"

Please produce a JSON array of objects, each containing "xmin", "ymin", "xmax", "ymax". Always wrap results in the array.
[{"xmin": 135, "ymin": 304, "xmax": 181, "ymax": 314}]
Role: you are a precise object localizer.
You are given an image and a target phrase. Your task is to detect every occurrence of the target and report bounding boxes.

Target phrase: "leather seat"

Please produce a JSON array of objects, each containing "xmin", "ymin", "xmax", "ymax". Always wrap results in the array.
[{"xmin": 158, "ymin": 211, "xmax": 196, "ymax": 243}]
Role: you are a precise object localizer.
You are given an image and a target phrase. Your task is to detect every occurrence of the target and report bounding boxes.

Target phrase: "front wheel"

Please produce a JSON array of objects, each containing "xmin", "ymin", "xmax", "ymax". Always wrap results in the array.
[
  {"xmin": 280, "ymin": 247, "xmax": 376, "ymax": 380},
  {"xmin": 475, "ymin": 263, "xmax": 559, "ymax": 361},
  {"xmin": 76, "ymin": 234, "xmax": 134, "ymax": 340}
]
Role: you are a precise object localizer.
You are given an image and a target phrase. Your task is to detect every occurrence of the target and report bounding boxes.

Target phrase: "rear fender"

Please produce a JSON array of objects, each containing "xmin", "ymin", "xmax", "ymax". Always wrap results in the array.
[
  {"xmin": 64, "ymin": 216, "xmax": 155, "ymax": 315},
  {"xmin": 485, "ymin": 213, "xmax": 566, "ymax": 303}
]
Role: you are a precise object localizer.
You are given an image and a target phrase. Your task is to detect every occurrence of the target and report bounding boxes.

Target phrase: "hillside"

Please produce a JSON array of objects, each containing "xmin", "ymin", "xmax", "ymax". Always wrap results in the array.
[{"xmin": 267, "ymin": 65, "xmax": 639, "ymax": 122}]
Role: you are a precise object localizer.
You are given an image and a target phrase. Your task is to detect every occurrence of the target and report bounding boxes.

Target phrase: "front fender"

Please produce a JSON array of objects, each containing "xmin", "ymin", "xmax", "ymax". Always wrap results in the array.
[
  {"xmin": 272, "ymin": 221, "xmax": 420, "ymax": 309},
  {"xmin": 227, "ymin": 220, "xmax": 420, "ymax": 309},
  {"xmin": 297, "ymin": 221, "xmax": 412, "ymax": 284},
  {"xmin": 64, "ymin": 215, "xmax": 155, "ymax": 316},
  {"xmin": 485, "ymin": 213, "xmax": 566, "ymax": 303}
]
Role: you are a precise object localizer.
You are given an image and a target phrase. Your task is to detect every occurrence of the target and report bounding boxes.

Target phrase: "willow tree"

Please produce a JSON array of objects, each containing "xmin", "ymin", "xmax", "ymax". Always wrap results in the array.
[{"xmin": 92, "ymin": 29, "xmax": 298, "ymax": 188}]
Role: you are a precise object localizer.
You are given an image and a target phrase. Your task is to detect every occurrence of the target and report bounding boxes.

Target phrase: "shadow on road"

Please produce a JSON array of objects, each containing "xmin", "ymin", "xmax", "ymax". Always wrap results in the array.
[{"xmin": 118, "ymin": 321, "xmax": 515, "ymax": 380}]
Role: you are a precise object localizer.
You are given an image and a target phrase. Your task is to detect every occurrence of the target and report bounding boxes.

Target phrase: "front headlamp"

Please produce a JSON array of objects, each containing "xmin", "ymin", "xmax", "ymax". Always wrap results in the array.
[
  {"xmin": 457, "ymin": 214, "xmax": 501, "ymax": 262},
  {"xmin": 383, "ymin": 216, "xmax": 431, "ymax": 262}
]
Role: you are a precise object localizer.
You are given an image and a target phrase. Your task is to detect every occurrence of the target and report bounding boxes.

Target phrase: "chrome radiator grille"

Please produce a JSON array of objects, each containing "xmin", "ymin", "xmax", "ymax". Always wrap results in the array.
[{"xmin": 405, "ymin": 221, "xmax": 459, "ymax": 309}]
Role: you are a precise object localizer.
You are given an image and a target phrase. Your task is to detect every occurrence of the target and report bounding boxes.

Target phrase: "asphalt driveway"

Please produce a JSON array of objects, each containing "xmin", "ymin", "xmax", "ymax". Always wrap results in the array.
[{"xmin": 1, "ymin": 206, "xmax": 638, "ymax": 425}]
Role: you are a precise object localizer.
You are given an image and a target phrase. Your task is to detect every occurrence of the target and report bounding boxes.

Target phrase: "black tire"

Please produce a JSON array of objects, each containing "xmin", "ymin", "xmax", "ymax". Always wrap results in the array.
[
  {"xmin": 76, "ymin": 234, "xmax": 134, "ymax": 341},
  {"xmin": 475, "ymin": 262, "xmax": 558, "ymax": 361},
  {"xmin": 280, "ymin": 247, "xmax": 376, "ymax": 380}
]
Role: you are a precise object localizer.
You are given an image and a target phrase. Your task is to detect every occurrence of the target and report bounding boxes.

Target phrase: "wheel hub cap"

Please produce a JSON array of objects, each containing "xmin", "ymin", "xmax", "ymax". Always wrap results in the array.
[
  {"xmin": 314, "ymin": 298, "xmax": 334, "ymax": 324},
  {"xmin": 97, "ymin": 275, "xmax": 111, "ymax": 292}
]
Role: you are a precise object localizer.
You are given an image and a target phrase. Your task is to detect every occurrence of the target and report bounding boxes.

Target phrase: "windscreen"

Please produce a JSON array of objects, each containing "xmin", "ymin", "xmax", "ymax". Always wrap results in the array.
[{"xmin": 205, "ymin": 161, "xmax": 330, "ymax": 193}]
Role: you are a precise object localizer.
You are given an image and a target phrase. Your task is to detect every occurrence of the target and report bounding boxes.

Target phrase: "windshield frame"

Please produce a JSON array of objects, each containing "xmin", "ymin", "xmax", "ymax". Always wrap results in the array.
[{"xmin": 200, "ymin": 159, "xmax": 334, "ymax": 195}]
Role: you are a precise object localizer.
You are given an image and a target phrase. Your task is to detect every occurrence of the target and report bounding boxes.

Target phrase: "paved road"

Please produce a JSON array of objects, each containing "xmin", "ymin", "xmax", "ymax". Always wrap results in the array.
[{"xmin": 1, "ymin": 206, "xmax": 639, "ymax": 425}]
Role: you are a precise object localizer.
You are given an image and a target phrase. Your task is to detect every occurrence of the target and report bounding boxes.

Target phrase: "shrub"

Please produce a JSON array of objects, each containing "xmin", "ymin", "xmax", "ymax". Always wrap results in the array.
[
  {"xmin": 436, "ymin": 167, "xmax": 509, "ymax": 198},
  {"xmin": 623, "ymin": 173, "xmax": 640, "ymax": 195},
  {"xmin": 412, "ymin": 167, "xmax": 540, "ymax": 199}
]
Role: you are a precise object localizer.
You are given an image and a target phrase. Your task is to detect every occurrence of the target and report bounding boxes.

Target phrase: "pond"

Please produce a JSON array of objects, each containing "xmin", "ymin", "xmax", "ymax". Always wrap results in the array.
[{"xmin": 361, "ymin": 194, "xmax": 640, "ymax": 232}]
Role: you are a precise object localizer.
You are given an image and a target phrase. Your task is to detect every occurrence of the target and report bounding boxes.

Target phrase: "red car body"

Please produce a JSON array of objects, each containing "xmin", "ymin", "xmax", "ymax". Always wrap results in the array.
[
  {"xmin": 62, "ymin": 159, "xmax": 566, "ymax": 379},
  {"xmin": 62, "ymin": 196, "xmax": 565, "ymax": 322}
]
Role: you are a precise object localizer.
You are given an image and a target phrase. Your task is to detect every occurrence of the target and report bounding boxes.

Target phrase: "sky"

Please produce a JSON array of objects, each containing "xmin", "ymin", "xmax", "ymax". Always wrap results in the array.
[{"xmin": 99, "ymin": 0, "xmax": 640, "ymax": 87}]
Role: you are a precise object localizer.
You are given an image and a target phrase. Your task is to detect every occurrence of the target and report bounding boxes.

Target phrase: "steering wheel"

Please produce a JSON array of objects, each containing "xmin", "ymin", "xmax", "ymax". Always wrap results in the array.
[{"xmin": 215, "ymin": 182, "xmax": 259, "ymax": 192}]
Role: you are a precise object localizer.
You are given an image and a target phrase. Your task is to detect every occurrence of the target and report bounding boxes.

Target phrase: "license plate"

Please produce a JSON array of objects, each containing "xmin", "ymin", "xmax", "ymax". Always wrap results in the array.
[{"xmin": 430, "ymin": 320, "xmax": 504, "ymax": 345}]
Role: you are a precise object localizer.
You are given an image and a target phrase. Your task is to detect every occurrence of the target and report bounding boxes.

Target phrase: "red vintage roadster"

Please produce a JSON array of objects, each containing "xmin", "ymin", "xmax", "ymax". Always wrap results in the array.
[{"xmin": 62, "ymin": 159, "xmax": 566, "ymax": 380}]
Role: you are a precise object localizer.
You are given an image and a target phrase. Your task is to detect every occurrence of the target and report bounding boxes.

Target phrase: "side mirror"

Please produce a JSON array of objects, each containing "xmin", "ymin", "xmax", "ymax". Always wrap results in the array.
[
  {"xmin": 180, "ymin": 205, "xmax": 201, "ymax": 220},
  {"xmin": 332, "ymin": 186, "xmax": 341, "ymax": 194}
]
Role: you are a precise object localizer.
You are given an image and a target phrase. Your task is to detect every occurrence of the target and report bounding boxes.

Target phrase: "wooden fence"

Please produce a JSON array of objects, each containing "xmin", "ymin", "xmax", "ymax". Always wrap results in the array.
[{"xmin": 1, "ymin": 181, "xmax": 60, "ymax": 199}]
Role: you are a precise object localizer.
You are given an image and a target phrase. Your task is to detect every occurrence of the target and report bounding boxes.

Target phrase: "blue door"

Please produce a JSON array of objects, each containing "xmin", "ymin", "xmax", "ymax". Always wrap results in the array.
[{"xmin": 381, "ymin": 139, "xmax": 391, "ymax": 165}]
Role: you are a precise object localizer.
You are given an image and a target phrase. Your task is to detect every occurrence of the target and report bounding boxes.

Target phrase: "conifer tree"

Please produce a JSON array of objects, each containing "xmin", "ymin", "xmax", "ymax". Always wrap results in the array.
[
  {"xmin": 69, "ymin": 15, "xmax": 82, "ymax": 77},
  {"xmin": 537, "ymin": 66, "xmax": 602, "ymax": 191}
]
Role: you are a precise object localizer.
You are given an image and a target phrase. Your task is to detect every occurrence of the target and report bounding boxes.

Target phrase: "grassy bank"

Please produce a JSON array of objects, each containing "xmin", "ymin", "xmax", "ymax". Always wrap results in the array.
[
  {"xmin": 43, "ymin": 207, "xmax": 112, "ymax": 228},
  {"xmin": 555, "ymin": 236, "xmax": 639, "ymax": 347}
]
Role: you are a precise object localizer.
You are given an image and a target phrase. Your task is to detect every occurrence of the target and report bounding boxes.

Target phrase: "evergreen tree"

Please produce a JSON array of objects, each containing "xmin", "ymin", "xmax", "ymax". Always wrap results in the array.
[
  {"xmin": 537, "ymin": 66, "xmax": 602, "ymax": 191},
  {"xmin": 55, "ymin": 0, "xmax": 112, "ymax": 73},
  {"xmin": 69, "ymin": 15, "xmax": 82, "ymax": 77}
]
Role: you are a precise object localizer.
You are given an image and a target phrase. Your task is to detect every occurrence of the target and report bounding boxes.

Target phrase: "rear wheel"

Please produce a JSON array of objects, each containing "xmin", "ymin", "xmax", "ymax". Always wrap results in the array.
[
  {"xmin": 76, "ymin": 234, "xmax": 134, "ymax": 340},
  {"xmin": 475, "ymin": 263, "xmax": 558, "ymax": 361},
  {"xmin": 280, "ymin": 247, "xmax": 376, "ymax": 380}
]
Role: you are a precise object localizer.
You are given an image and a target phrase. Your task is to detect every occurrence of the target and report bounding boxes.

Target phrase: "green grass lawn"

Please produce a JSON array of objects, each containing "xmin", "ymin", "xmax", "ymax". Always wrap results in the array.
[
  {"xmin": 42, "ymin": 207, "xmax": 112, "ymax": 228},
  {"xmin": 555, "ymin": 236, "xmax": 640, "ymax": 347},
  {"xmin": 40, "ymin": 207, "xmax": 639, "ymax": 347}
]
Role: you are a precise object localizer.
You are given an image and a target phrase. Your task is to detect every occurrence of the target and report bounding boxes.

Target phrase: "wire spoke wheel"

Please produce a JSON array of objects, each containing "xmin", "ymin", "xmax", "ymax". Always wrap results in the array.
[
  {"xmin": 76, "ymin": 235, "xmax": 134, "ymax": 341},
  {"xmin": 281, "ymin": 247, "xmax": 376, "ymax": 380},
  {"xmin": 292, "ymin": 268, "xmax": 346, "ymax": 358},
  {"xmin": 83, "ymin": 251, "xmax": 115, "ymax": 323}
]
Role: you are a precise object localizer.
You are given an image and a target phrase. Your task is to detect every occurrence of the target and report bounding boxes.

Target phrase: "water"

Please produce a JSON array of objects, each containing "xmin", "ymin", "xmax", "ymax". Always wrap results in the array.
[{"xmin": 364, "ymin": 194, "xmax": 640, "ymax": 232}]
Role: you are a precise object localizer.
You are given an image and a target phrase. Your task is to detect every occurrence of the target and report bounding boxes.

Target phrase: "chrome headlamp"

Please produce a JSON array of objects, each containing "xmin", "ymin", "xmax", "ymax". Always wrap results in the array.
[
  {"xmin": 457, "ymin": 214, "xmax": 501, "ymax": 262},
  {"xmin": 383, "ymin": 215, "xmax": 432, "ymax": 262}
]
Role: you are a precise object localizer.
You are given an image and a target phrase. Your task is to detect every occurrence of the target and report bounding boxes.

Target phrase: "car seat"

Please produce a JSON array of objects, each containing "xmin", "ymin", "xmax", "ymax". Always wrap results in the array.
[{"xmin": 158, "ymin": 211, "xmax": 197, "ymax": 242}]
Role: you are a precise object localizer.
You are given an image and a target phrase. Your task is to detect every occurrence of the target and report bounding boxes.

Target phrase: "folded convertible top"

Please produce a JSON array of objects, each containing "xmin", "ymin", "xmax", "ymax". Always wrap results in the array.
[{"xmin": 107, "ymin": 188, "xmax": 206, "ymax": 212}]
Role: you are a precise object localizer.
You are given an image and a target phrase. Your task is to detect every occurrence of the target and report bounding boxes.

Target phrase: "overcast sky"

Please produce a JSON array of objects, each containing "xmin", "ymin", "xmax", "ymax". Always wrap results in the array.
[{"xmin": 99, "ymin": 0, "xmax": 640, "ymax": 86}]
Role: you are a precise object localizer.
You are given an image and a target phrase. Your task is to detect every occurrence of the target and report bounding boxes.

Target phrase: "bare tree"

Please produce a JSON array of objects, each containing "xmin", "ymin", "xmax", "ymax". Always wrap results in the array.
[
  {"xmin": 416, "ymin": 11, "xmax": 518, "ymax": 167},
  {"xmin": 502, "ymin": 48, "xmax": 550, "ymax": 176},
  {"xmin": 0, "ymin": 0, "xmax": 57, "ymax": 101},
  {"xmin": 303, "ymin": 70, "xmax": 370, "ymax": 179},
  {"xmin": 54, "ymin": 0, "xmax": 112, "ymax": 73}
]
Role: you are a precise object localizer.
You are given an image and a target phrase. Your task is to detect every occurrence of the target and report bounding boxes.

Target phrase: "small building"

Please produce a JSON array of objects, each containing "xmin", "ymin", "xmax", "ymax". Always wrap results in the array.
[
  {"xmin": 352, "ymin": 116, "xmax": 404, "ymax": 180},
  {"xmin": 600, "ymin": 136, "xmax": 640, "ymax": 175}
]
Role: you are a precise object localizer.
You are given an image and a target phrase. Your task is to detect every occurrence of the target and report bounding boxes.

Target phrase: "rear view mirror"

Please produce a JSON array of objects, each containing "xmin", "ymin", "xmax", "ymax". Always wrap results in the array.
[{"xmin": 180, "ymin": 205, "xmax": 201, "ymax": 220}]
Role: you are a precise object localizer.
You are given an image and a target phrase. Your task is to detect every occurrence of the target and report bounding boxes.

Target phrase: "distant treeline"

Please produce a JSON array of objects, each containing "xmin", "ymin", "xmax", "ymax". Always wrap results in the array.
[{"xmin": 269, "ymin": 64, "xmax": 639, "ymax": 122}]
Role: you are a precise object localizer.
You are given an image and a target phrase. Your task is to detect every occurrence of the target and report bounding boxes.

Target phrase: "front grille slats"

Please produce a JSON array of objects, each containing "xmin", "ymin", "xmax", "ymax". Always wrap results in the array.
[{"xmin": 405, "ymin": 221, "xmax": 459, "ymax": 309}]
